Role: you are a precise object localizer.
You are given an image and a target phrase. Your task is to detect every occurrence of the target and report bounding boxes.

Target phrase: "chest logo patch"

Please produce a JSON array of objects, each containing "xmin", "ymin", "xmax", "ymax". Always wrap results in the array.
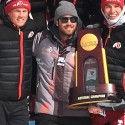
[
  {"xmin": 113, "ymin": 42, "xmax": 121, "ymax": 49},
  {"xmin": 28, "ymin": 31, "xmax": 34, "ymax": 38},
  {"xmin": 57, "ymin": 57, "xmax": 65, "ymax": 66},
  {"xmin": 48, "ymin": 47, "xmax": 53, "ymax": 52}
]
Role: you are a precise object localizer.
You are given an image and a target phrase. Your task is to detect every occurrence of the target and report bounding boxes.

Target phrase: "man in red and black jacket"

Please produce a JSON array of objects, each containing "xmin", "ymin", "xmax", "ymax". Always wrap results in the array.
[{"xmin": 0, "ymin": 0, "xmax": 37, "ymax": 124}]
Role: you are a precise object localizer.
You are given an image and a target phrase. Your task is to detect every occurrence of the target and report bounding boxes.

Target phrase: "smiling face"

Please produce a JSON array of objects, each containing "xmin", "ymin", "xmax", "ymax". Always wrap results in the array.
[
  {"xmin": 103, "ymin": 3, "xmax": 122, "ymax": 20},
  {"xmin": 8, "ymin": 8, "xmax": 29, "ymax": 28},
  {"xmin": 55, "ymin": 15, "xmax": 78, "ymax": 40}
]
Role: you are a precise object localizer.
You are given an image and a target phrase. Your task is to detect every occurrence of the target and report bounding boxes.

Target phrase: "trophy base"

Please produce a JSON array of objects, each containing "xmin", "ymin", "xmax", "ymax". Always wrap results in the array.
[{"xmin": 69, "ymin": 84, "xmax": 116, "ymax": 109}]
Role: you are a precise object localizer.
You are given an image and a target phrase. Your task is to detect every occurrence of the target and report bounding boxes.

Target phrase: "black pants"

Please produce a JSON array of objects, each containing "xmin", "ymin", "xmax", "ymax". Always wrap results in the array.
[
  {"xmin": 0, "ymin": 98, "xmax": 29, "ymax": 125},
  {"xmin": 36, "ymin": 113, "xmax": 91, "ymax": 125}
]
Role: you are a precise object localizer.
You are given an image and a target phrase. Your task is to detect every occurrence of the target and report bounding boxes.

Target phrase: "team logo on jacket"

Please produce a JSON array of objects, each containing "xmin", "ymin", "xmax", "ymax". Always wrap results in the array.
[
  {"xmin": 118, "ymin": 119, "xmax": 123, "ymax": 125},
  {"xmin": 48, "ymin": 47, "xmax": 53, "ymax": 52},
  {"xmin": 113, "ymin": 42, "xmax": 121, "ymax": 49},
  {"xmin": 28, "ymin": 31, "xmax": 34, "ymax": 38},
  {"xmin": 57, "ymin": 57, "xmax": 65, "ymax": 66}
]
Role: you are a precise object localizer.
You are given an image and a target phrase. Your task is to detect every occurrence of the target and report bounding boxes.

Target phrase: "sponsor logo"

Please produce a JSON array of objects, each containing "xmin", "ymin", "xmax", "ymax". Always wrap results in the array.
[
  {"xmin": 106, "ymin": 0, "xmax": 121, "ymax": 3},
  {"xmin": 57, "ymin": 57, "xmax": 65, "ymax": 66},
  {"xmin": 13, "ymin": 1, "xmax": 28, "ymax": 7}
]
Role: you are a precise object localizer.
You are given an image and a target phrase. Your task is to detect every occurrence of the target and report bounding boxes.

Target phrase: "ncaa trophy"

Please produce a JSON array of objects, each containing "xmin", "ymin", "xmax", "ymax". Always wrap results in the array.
[{"xmin": 69, "ymin": 28, "xmax": 116, "ymax": 108}]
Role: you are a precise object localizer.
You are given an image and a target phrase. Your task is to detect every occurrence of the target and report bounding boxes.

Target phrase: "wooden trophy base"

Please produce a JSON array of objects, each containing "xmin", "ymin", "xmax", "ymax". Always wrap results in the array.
[{"xmin": 69, "ymin": 84, "xmax": 116, "ymax": 109}]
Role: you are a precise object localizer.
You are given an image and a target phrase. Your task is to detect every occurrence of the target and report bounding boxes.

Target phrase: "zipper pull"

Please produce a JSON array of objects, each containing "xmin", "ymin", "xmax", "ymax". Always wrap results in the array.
[
  {"xmin": 52, "ymin": 59, "xmax": 56, "ymax": 68},
  {"xmin": 108, "ymin": 29, "xmax": 111, "ymax": 38},
  {"xmin": 19, "ymin": 28, "xmax": 21, "ymax": 35}
]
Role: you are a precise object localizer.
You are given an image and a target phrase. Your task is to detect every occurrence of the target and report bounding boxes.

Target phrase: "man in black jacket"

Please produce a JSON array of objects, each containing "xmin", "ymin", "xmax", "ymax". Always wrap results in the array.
[{"xmin": 0, "ymin": 0, "xmax": 36, "ymax": 125}]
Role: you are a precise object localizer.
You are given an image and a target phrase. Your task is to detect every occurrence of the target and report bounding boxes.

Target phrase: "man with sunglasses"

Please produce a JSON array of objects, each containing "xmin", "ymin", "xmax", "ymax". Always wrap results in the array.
[{"xmin": 32, "ymin": 1, "xmax": 91, "ymax": 125}]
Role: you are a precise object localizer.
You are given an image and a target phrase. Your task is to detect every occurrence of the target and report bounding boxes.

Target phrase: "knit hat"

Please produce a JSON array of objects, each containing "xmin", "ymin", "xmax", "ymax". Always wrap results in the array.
[
  {"xmin": 101, "ymin": 0, "xmax": 124, "ymax": 10},
  {"xmin": 54, "ymin": 1, "xmax": 79, "ymax": 21},
  {"xmin": 5, "ymin": 0, "xmax": 31, "ymax": 15}
]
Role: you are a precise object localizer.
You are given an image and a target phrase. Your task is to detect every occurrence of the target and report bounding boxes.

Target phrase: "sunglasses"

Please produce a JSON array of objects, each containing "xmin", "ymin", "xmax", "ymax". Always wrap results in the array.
[{"xmin": 59, "ymin": 17, "xmax": 78, "ymax": 24}]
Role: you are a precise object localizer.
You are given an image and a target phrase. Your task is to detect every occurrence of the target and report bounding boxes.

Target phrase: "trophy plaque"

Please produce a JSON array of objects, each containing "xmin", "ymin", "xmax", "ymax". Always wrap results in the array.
[{"xmin": 69, "ymin": 28, "xmax": 116, "ymax": 108}]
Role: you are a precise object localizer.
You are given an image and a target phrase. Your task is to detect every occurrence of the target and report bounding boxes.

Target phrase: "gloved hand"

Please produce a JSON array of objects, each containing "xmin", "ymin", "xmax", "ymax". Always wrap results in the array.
[{"xmin": 97, "ymin": 97, "xmax": 125, "ymax": 110}]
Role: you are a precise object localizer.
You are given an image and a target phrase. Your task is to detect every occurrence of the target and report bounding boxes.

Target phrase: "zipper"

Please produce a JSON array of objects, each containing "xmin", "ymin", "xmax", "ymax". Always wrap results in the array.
[
  {"xmin": 108, "ymin": 28, "xmax": 111, "ymax": 38},
  {"xmin": 18, "ymin": 28, "xmax": 24, "ymax": 99},
  {"xmin": 19, "ymin": 28, "xmax": 20, "ymax": 35},
  {"xmin": 51, "ymin": 47, "xmax": 59, "ymax": 80},
  {"xmin": 104, "ymin": 28, "xmax": 112, "ymax": 47},
  {"xmin": 51, "ymin": 59, "xmax": 56, "ymax": 80},
  {"xmin": 36, "ymin": 80, "xmax": 40, "ymax": 94}
]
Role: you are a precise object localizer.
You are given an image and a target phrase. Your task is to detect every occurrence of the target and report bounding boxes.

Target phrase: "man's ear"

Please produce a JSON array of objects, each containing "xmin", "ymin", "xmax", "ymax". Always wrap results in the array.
[{"xmin": 55, "ymin": 20, "xmax": 59, "ymax": 27}]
